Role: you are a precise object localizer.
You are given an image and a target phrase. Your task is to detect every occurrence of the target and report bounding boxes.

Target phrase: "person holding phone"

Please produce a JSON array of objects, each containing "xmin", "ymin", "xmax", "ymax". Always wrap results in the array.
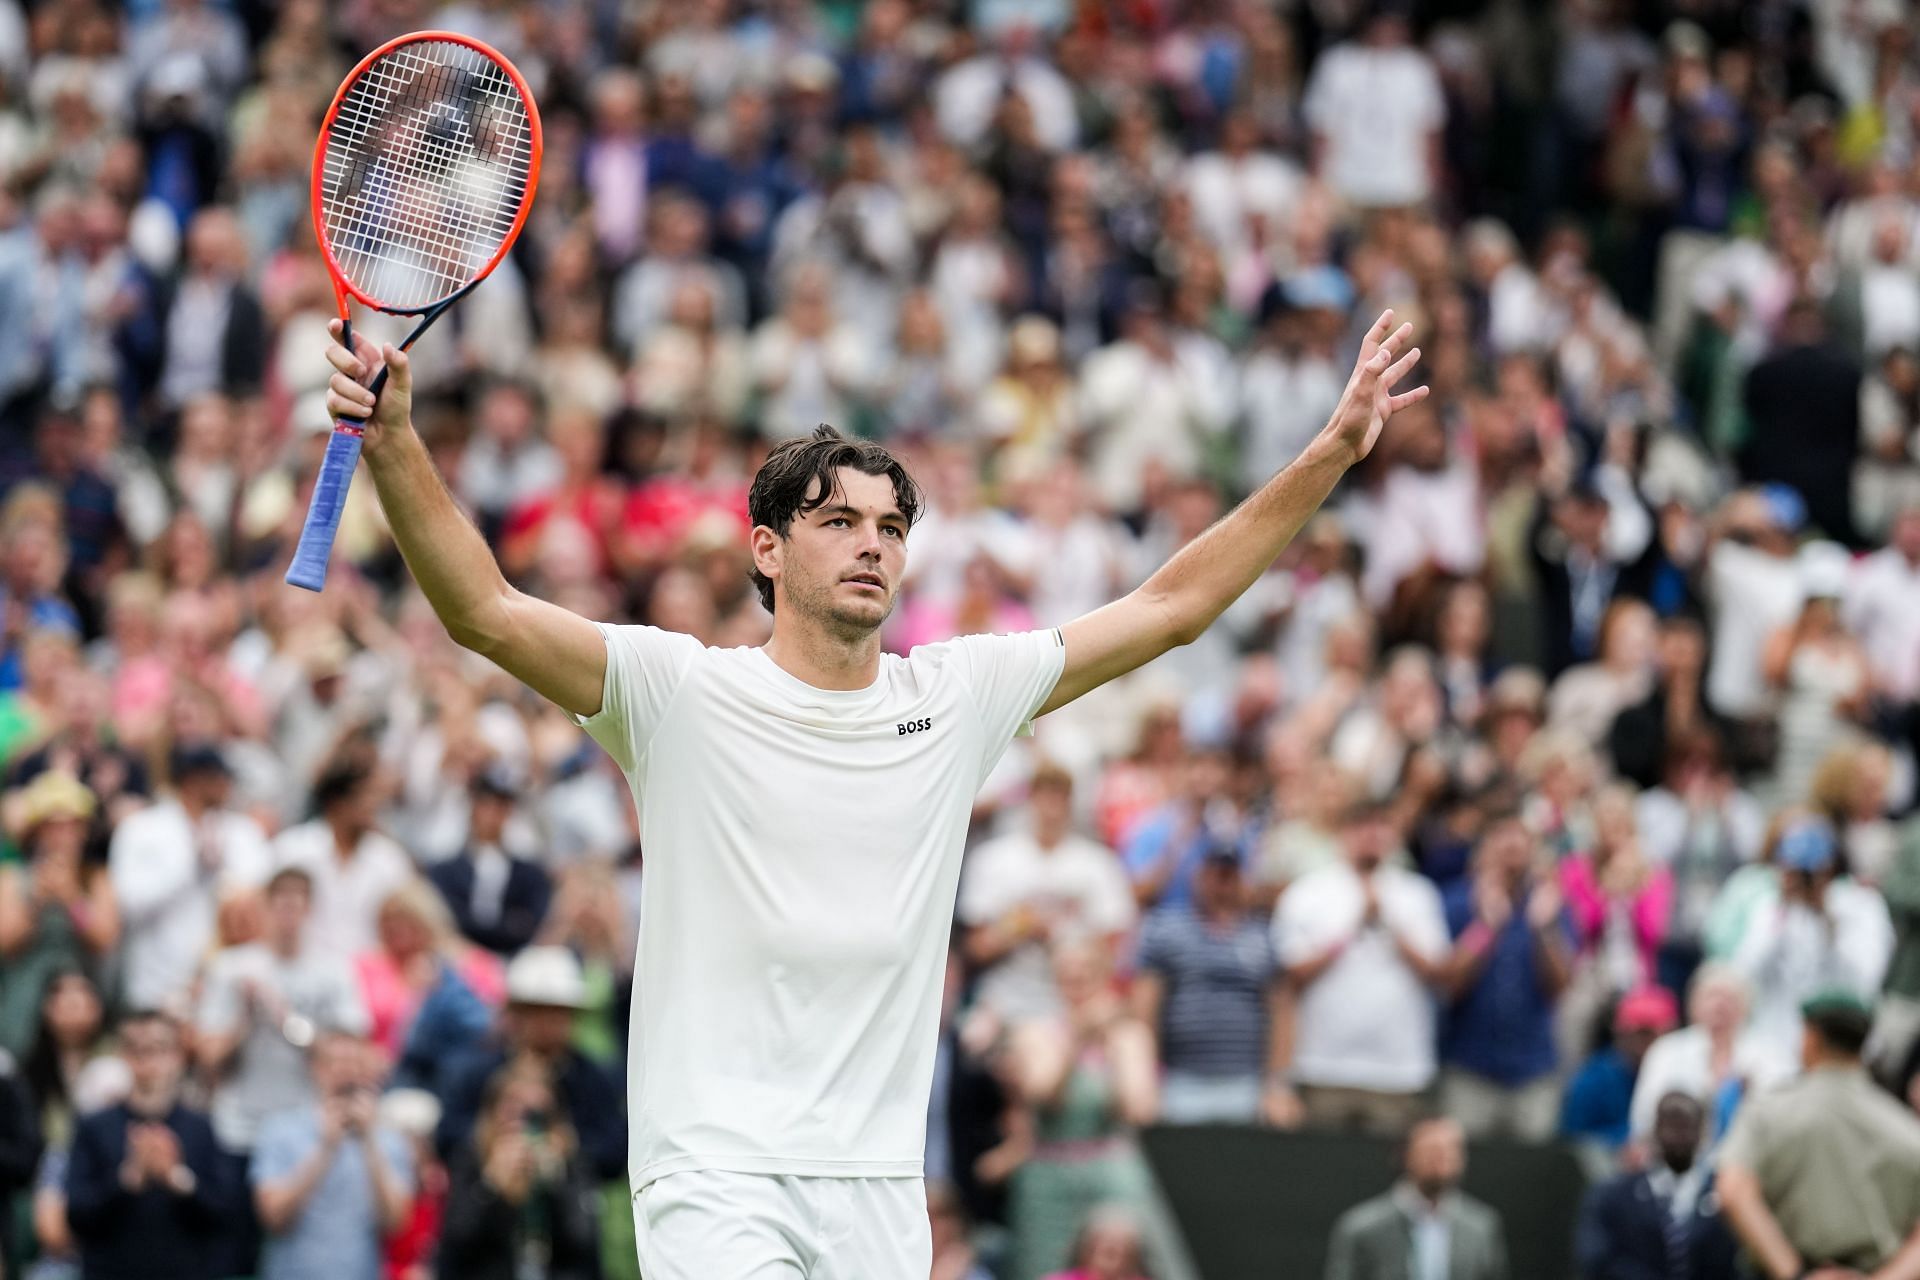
[{"xmin": 438, "ymin": 1059, "xmax": 600, "ymax": 1280}]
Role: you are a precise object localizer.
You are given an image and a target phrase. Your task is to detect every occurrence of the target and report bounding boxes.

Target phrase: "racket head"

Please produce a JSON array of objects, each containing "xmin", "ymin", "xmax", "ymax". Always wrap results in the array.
[{"xmin": 311, "ymin": 30, "xmax": 542, "ymax": 317}]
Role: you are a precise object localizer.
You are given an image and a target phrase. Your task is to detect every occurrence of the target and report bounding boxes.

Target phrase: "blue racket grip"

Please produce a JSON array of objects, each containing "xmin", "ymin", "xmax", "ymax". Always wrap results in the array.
[{"xmin": 285, "ymin": 426, "xmax": 364, "ymax": 591}]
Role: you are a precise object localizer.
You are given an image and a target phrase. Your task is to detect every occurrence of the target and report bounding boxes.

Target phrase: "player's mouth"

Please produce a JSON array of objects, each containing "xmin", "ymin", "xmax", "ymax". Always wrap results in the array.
[{"xmin": 844, "ymin": 571, "xmax": 886, "ymax": 593}]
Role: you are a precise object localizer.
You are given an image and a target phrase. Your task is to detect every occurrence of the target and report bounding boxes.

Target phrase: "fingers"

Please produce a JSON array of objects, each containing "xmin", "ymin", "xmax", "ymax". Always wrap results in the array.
[
  {"xmin": 328, "ymin": 370, "xmax": 377, "ymax": 421},
  {"xmin": 382, "ymin": 343, "xmax": 411, "ymax": 393},
  {"xmin": 1385, "ymin": 344, "xmax": 1422, "ymax": 385},
  {"xmin": 1388, "ymin": 385, "xmax": 1431, "ymax": 413},
  {"xmin": 1362, "ymin": 321, "xmax": 1416, "ymax": 375},
  {"xmin": 1364, "ymin": 309, "xmax": 1395, "ymax": 347}
]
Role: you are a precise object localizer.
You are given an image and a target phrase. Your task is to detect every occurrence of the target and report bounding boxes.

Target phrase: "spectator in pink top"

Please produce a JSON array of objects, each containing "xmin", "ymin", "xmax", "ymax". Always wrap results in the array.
[{"xmin": 1561, "ymin": 783, "xmax": 1675, "ymax": 997}]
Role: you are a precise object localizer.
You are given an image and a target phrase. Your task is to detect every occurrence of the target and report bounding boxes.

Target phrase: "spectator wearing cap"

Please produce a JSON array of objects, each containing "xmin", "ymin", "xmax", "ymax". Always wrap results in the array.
[
  {"xmin": 272, "ymin": 753, "xmax": 414, "ymax": 959},
  {"xmin": 1722, "ymin": 813, "xmax": 1893, "ymax": 1070},
  {"xmin": 1437, "ymin": 807, "xmax": 1576, "ymax": 1142},
  {"xmin": 426, "ymin": 764, "xmax": 552, "ymax": 959},
  {"xmin": 1560, "ymin": 986, "xmax": 1679, "ymax": 1159},
  {"xmin": 435, "ymin": 947, "xmax": 625, "ymax": 1183},
  {"xmin": 1574, "ymin": 1091, "xmax": 1740, "ymax": 1280},
  {"xmin": 251, "ymin": 1028, "xmax": 411, "ymax": 1280},
  {"xmin": 107, "ymin": 743, "xmax": 270, "ymax": 1016},
  {"xmin": 959, "ymin": 761, "xmax": 1135, "ymax": 1025},
  {"xmin": 0, "ymin": 771, "xmax": 118, "ymax": 1057},
  {"xmin": 1271, "ymin": 798, "xmax": 1451, "ymax": 1136},
  {"xmin": 1323, "ymin": 1117, "xmax": 1508, "ymax": 1280},
  {"xmin": 195, "ymin": 863, "xmax": 366, "ymax": 1270},
  {"xmin": 66, "ymin": 1010, "xmax": 234, "ymax": 1280},
  {"xmin": 1718, "ymin": 990, "xmax": 1920, "ymax": 1280},
  {"xmin": 1131, "ymin": 849, "xmax": 1280, "ymax": 1126}
]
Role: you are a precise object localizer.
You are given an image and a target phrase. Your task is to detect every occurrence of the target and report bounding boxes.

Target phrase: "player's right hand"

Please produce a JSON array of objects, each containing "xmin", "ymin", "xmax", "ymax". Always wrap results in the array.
[{"xmin": 325, "ymin": 318, "xmax": 413, "ymax": 453}]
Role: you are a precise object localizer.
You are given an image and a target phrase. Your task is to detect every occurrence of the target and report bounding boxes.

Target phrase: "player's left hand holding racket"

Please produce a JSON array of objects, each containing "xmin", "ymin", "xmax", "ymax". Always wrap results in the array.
[{"xmin": 288, "ymin": 31, "xmax": 542, "ymax": 592}]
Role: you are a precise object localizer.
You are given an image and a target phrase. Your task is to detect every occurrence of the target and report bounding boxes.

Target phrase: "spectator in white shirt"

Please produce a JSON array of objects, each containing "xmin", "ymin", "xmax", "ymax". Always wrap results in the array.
[
  {"xmin": 1272, "ymin": 797, "xmax": 1451, "ymax": 1135},
  {"xmin": 1303, "ymin": 8, "xmax": 1445, "ymax": 210},
  {"xmin": 957, "ymin": 760, "xmax": 1136, "ymax": 1024},
  {"xmin": 1626, "ymin": 963, "xmax": 1784, "ymax": 1145},
  {"xmin": 108, "ymin": 743, "xmax": 271, "ymax": 1017},
  {"xmin": 1184, "ymin": 110, "xmax": 1304, "ymax": 276},
  {"xmin": 272, "ymin": 755, "xmax": 414, "ymax": 961},
  {"xmin": 1844, "ymin": 504, "xmax": 1920, "ymax": 712}
]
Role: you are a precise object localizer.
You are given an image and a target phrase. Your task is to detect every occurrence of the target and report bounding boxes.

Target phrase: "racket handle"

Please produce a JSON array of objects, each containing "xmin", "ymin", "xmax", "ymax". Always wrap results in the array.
[{"xmin": 284, "ymin": 426, "xmax": 364, "ymax": 592}]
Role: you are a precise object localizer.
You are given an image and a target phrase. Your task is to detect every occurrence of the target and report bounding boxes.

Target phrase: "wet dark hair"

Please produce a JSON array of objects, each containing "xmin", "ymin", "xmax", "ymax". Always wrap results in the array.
[{"xmin": 746, "ymin": 425, "xmax": 922, "ymax": 614}]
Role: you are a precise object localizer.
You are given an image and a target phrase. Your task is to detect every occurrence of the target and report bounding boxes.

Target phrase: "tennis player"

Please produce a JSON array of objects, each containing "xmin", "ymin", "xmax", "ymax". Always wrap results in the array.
[{"xmin": 323, "ymin": 309, "xmax": 1425, "ymax": 1277}]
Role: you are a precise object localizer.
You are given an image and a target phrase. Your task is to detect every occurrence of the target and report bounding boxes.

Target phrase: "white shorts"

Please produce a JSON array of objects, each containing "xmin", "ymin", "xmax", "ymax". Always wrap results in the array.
[{"xmin": 632, "ymin": 1169, "xmax": 931, "ymax": 1279}]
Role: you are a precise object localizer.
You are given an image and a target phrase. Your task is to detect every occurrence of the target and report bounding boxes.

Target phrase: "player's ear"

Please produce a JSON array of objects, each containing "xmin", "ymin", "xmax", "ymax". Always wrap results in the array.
[{"xmin": 749, "ymin": 524, "xmax": 783, "ymax": 585}]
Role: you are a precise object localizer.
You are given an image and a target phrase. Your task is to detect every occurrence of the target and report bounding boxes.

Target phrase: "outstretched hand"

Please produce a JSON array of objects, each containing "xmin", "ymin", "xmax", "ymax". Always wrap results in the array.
[
  {"xmin": 324, "ymin": 319, "xmax": 414, "ymax": 455},
  {"xmin": 1322, "ymin": 309, "xmax": 1427, "ymax": 465}
]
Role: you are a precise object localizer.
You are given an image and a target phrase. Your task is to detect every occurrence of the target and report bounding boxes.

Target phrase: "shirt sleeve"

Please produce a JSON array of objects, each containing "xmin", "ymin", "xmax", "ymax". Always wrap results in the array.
[
  {"xmin": 194, "ymin": 956, "xmax": 243, "ymax": 1038},
  {"xmin": 570, "ymin": 623, "xmax": 707, "ymax": 775},
  {"xmin": 1717, "ymin": 1095, "xmax": 1767, "ymax": 1173},
  {"xmin": 249, "ymin": 1116, "xmax": 304, "ymax": 1185},
  {"xmin": 947, "ymin": 629, "xmax": 1068, "ymax": 782}
]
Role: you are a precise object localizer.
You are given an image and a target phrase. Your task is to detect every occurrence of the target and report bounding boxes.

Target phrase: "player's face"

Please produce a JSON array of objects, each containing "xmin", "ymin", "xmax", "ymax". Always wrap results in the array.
[{"xmin": 775, "ymin": 469, "xmax": 910, "ymax": 638}]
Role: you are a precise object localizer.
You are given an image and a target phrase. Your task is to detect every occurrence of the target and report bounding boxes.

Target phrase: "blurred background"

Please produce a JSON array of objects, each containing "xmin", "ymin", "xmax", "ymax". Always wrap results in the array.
[{"xmin": 2, "ymin": 0, "xmax": 1920, "ymax": 1278}]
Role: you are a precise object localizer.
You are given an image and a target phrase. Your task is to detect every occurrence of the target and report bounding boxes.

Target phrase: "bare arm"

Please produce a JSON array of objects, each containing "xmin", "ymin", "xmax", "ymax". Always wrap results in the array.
[
  {"xmin": 255, "ymin": 1131, "xmax": 343, "ymax": 1235},
  {"xmin": 1106, "ymin": 1020, "xmax": 1159, "ymax": 1128},
  {"xmin": 1130, "ymin": 971, "xmax": 1165, "ymax": 1058},
  {"xmin": 1872, "ymin": 1222, "xmax": 1920, "ymax": 1280},
  {"xmin": 1038, "ymin": 313, "xmax": 1425, "ymax": 717},
  {"xmin": 359, "ymin": 1130, "xmax": 411, "ymax": 1235},
  {"xmin": 324, "ymin": 326, "xmax": 607, "ymax": 718},
  {"xmin": 0, "ymin": 869, "xmax": 33, "ymax": 958},
  {"xmin": 1717, "ymin": 1163, "xmax": 1802, "ymax": 1280}
]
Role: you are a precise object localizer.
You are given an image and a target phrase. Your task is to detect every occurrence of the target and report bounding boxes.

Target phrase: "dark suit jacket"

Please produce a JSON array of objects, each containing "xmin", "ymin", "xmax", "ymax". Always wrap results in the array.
[
  {"xmin": 1575, "ymin": 1167, "xmax": 1740, "ymax": 1280},
  {"xmin": 1325, "ymin": 1187, "xmax": 1508, "ymax": 1280},
  {"xmin": 66, "ymin": 1102, "xmax": 232, "ymax": 1280},
  {"xmin": 427, "ymin": 848, "xmax": 553, "ymax": 955}
]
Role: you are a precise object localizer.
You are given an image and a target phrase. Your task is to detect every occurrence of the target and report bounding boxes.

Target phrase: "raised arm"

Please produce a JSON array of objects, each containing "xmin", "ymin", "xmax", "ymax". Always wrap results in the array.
[
  {"xmin": 323, "ymin": 324, "xmax": 607, "ymax": 718},
  {"xmin": 1038, "ymin": 312, "xmax": 1424, "ymax": 717}
]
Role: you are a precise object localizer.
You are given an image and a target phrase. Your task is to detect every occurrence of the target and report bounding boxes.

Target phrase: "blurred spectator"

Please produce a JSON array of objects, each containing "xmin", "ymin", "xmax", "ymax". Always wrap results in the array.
[
  {"xmin": 1558, "ymin": 784, "xmax": 1673, "ymax": 1045},
  {"xmin": 1303, "ymin": 8, "xmax": 1445, "ymax": 212},
  {"xmin": 426, "ymin": 764, "xmax": 552, "ymax": 959},
  {"xmin": 0, "ymin": 771, "xmax": 118, "ymax": 1057},
  {"xmin": 1574, "ymin": 1091, "xmax": 1739, "ymax": 1280},
  {"xmin": 22, "ymin": 969, "xmax": 126, "ymax": 1151},
  {"xmin": 1627, "ymin": 964, "xmax": 1783, "ymax": 1146},
  {"xmin": 1273, "ymin": 798, "xmax": 1449, "ymax": 1135},
  {"xmin": 1761, "ymin": 550, "xmax": 1872, "ymax": 804},
  {"xmin": 65, "ymin": 1010, "xmax": 231, "ymax": 1280},
  {"xmin": 1132, "ymin": 851, "xmax": 1279, "ymax": 1126},
  {"xmin": 928, "ymin": 1178, "xmax": 994, "ymax": 1280},
  {"xmin": 1721, "ymin": 814, "xmax": 1893, "ymax": 1069},
  {"xmin": 1560, "ymin": 986, "xmax": 1678, "ymax": 1158},
  {"xmin": 107, "ymin": 743, "xmax": 269, "ymax": 1017},
  {"xmin": 435, "ymin": 946, "xmax": 624, "ymax": 1184},
  {"xmin": 1439, "ymin": 808, "xmax": 1575, "ymax": 1142},
  {"xmin": 251, "ymin": 1029, "xmax": 412, "ymax": 1280},
  {"xmin": 1323, "ymin": 1117, "xmax": 1508, "ymax": 1280},
  {"xmin": 1122, "ymin": 746, "xmax": 1244, "ymax": 916},
  {"xmin": 960, "ymin": 760, "xmax": 1135, "ymax": 1024},
  {"xmin": 1043, "ymin": 1204, "xmax": 1152, "ymax": 1280},
  {"xmin": 1740, "ymin": 302, "xmax": 1863, "ymax": 549},
  {"xmin": 195, "ymin": 862, "xmax": 365, "ymax": 1273},
  {"xmin": 273, "ymin": 753, "xmax": 414, "ymax": 959},
  {"xmin": 356, "ymin": 881, "xmax": 500, "ymax": 1100},
  {"xmin": 1718, "ymin": 991, "xmax": 1920, "ymax": 1280},
  {"xmin": 1003, "ymin": 940, "xmax": 1170, "ymax": 1280},
  {"xmin": 437, "ymin": 1058, "xmax": 600, "ymax": 1280}
]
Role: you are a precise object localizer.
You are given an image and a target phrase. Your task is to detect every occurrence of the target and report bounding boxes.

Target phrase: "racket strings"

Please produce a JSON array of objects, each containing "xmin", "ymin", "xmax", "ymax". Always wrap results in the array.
[{"xmin": 320, "ymin": 39, "xmax": 534, "ymax": 310}]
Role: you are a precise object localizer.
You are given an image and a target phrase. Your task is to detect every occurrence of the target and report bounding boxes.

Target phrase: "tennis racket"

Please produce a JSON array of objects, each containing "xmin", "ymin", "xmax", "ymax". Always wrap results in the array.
[{"xmin": 287, "ymin": 30, "xmax": 542, "ymax": 592}]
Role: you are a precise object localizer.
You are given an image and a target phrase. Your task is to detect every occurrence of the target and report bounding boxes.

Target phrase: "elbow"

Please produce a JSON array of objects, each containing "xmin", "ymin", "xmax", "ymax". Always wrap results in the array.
[{"xmin": 442, "ymin": 585, "xmax": 517, "ymax": 656}]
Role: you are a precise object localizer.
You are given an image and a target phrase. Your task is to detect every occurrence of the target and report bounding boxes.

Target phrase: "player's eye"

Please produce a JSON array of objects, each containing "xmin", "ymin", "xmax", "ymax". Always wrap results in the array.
[
  {"xmin": 825, "ymin": 517, "xmax": 850, "ymax": 528},
  {"xmin": 882, "ymin": 525, "xmax": 904, "ymax": 539}
]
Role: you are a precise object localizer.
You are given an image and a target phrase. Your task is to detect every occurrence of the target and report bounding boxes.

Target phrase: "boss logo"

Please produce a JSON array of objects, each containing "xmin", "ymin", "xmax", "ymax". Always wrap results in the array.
[{"xmin": 897, "ymin": 718, "xmax": 934, "ymax": 735}]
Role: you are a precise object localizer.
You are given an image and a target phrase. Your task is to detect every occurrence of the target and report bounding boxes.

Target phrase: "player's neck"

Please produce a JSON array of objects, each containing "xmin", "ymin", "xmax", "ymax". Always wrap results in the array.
[{"xmin": 763, "ymin": 617, "xmax": 883, "ymax": 692}]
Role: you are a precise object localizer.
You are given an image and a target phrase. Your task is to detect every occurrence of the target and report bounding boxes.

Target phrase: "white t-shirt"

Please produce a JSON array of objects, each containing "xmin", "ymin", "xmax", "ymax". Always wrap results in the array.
[
  {"xmin": 1273, "ymin": 862, "xmax": 1449, "ymax": 1092},
  {"xmin": 1704, "ymin": 542, "xmax": 1803, "ymax": 718},
  {"xmin": 956, "ymin": 828, "xmax": 1136, "ymax": 1021},
  {"xmin": 1302, "ymin": 43, "xmax": 1444, "ymax": 208},
  {"xmin": 271, "ymin": 822, "xmax": 416, "ymax": 959},
  {"xmin": 577, "ymin": 624, "xmax": 1066, "ymax": 1189}
]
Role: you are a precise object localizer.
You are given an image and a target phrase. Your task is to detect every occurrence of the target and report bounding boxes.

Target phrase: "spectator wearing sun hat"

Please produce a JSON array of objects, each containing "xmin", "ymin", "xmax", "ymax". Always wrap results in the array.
[
  {"xmin": 433, "ymin": 947, "xmax": 625, "ymax": 1182},
  {"xmin": 0, "ymin": 772, "xmax": 119, "ymax": 1058}
]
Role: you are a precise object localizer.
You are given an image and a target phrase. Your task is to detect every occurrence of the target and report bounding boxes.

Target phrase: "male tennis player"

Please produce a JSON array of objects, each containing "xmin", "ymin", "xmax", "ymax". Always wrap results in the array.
[{"xmin": 323, "ymin": 309, "xmax": 1425, "ymax": 1276}]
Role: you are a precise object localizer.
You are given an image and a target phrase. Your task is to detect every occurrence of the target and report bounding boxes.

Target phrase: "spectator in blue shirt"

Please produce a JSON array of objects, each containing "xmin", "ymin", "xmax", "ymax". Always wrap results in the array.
[
  {"xmin": 1123, "ymin": 747, "xmax": 1244, "ymax": 915},
  {"xmin": 251, "ymin": 1029, "xmax": 412, "ymax": 1280},
  {"xmin": 1439, "ymin": 807, "xmax": 1576, "ymax": 1142},
  {"xmin": 1561, "ymin": 987, "xmax": 1679, "ymax": 1164}
]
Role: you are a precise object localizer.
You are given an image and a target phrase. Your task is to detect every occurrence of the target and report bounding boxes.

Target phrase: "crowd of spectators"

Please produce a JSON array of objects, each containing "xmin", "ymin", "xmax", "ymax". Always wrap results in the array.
[{"xmin": 4, "ymin": 0, "xmax": 1920, "ymax": 1277}]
